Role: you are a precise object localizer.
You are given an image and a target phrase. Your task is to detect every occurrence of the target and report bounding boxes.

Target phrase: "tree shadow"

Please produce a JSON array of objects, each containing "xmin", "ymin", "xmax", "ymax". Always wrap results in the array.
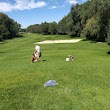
[
  {"xmin": 14, "ymin": 34, "xmax": 23, "ymax": 38},
  {"xmin": 82, "ymin": 39, "xmax": 90, "ymax": 41}
]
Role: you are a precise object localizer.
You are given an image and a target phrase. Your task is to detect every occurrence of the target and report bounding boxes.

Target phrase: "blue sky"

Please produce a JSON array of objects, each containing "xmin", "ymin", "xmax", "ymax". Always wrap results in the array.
[{"xmin": 0, "ymin": 0, "xmax": 87, "ymax": 28}]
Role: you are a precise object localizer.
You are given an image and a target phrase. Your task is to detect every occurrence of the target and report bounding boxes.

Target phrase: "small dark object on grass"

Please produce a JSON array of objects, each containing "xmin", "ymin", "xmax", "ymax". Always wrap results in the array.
[
  {"xmin": 68, "ymin": 55, "xmax": 74, "ymax": 61},
  {"xmin": 107, "ymin": 51, "xmax": 110, "ymax": 54}
]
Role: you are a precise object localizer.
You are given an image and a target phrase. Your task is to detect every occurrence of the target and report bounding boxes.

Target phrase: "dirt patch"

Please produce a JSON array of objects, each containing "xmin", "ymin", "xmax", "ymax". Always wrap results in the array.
[{"xmin": 34, "ymin": 39, "xmax": 81, "ymax": 44}]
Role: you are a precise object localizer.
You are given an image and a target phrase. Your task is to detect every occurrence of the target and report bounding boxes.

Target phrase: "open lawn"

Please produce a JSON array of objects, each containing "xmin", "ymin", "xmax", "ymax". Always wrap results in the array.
[{"xmin": 0, "ymin": 33, "xmax": 110, "ymax": 110}]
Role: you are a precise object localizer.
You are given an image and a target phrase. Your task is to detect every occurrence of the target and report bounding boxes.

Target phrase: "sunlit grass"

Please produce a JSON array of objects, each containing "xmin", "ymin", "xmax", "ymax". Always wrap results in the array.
[{"xmin": 0, "ymin": 33, "xmax": 110, "ymax": 110}]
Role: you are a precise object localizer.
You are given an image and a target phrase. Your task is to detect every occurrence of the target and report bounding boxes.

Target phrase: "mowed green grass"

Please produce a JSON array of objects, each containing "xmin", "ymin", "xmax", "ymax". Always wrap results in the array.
[{"xmin": 0, "ymin": 33, "xmax": 110, "ymax": 110}]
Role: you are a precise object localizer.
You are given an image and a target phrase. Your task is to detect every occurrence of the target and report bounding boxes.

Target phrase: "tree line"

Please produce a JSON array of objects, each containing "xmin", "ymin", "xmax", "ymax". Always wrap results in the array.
[
  {"xmin": 0, "ymin": 12, "xmax": 21, "ymax": 41},
  {"xmin": 27, "ymin": 21, "xmax": 57, "ymax": 35},
  {"xmin": 27, "ymin": 0, "xmax": 110, "ymax": 44},
  {"xmin": 0, "ymin": 0, "xmax": 110, "ymax": 45}
]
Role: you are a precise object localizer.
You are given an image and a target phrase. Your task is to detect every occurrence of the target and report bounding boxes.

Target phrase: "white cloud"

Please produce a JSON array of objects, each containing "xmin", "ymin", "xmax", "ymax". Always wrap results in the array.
[
  {"xmin": 49, "ymin": 5, "xmax": 65, "ymax": 9},
  {"xmin": 66, "ymin": 0, "xmax": 78, "ymax": 4},
  {"xmin": 0, "ymin": 2, "xmax": 13, "ymax": 12},
  {"xmin": 0, "ymin": 0, "xmax": 46, "ymax": 12},
  {"xmin": 49, "ymin": 6, "xmax": 57, "ymax": 9}
]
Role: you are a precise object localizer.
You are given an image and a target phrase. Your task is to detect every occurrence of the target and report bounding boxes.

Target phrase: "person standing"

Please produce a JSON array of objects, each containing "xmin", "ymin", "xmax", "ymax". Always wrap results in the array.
[{"xmin": 35, "ymin": 45, "xmax": 42, "ymax": 62}]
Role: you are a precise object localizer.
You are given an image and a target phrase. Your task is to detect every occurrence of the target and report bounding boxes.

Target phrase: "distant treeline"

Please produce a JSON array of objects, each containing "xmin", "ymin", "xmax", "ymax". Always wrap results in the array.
[
  {"xmin": 27, "ymin": 0, "xmax": 110, "ymax": 44},
  {"xmin": 0, "ymin": 12, "xmax": 21, "ymax": 41}
]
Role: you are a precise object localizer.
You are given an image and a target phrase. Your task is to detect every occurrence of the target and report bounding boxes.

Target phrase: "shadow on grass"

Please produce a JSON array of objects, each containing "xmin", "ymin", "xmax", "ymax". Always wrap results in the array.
[
  {"xmin": 0, "ymin": 52, "xmax": 5, "ymax": 53},
  {"xmin": 82, "ymin": 39, "xmax": 106, "ymax": 44},
  {"xmin": 107, "ymin": 51, "xmax": 110, "ymax": 55},
  {"xmin": 82, "ymin": 39, "xmax": 97, "ymax": 43},
  {"xmin": 32, "ymin": 60, "xmax": 47, "ymax": 63},
  {"xmin": 0, "ymin": 34, "xmax": 24, "ymax": 44},
  {"xmin": 82, "ymin": 39, "xmax": 90, "ymax": 41},
  {"xmin": 42, "ymin": 60, "xmax": 47, "ymax": 62},
  {"xmin": 14, "ymin": 34, "xmax": 24, "ymax": 38}
]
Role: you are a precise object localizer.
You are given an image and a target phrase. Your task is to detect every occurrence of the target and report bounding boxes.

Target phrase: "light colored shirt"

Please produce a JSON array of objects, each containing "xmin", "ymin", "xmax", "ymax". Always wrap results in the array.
[{"xmin": 35, "ymin": 45, "xmax": 40, "ymax": 53}]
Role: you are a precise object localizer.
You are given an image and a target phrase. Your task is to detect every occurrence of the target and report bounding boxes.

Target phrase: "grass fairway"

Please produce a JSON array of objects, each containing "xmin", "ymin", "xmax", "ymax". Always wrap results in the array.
[{"xmin": 0, "ymin": 33, "xmax": 110, "ymax": 110}]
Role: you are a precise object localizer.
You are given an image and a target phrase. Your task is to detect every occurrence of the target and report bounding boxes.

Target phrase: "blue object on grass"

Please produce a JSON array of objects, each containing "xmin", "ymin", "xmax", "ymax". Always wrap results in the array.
[{"xmin": 44, "ymin": 80, "xmax": 58, "ymax": 87}]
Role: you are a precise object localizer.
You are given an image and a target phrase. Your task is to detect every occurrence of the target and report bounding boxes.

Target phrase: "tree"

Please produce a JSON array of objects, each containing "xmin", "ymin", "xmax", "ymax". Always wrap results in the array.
[
  {"xmin": 49, "ymin": 21, "xmax": 57, "ymax": 35},
  {"xmin": 82, "ymin": 17, "xmax": 100, "ymax": 40},
  {"xmin": 70, "ymin": 4, "xmax": 81, "ymax": 36},
  {"xmin": 0, "ymin": 25, "xmax": 9, "ymax": 41},
  {"xmin": 107, "ymin": 36, "xmax": 110, "ymax": 46},
  {"xmin": 41, "ymin": 22, "xmax": 49, "ymax": 35},
  {"xmin": 57, "ymin": 16, "xmax": 67, "ymax": 35},
  {"xmin": 76, "ymin": 0, "xmax": 110, "ymax": 41},
  {"xmin": 0, "ymin": 12, "xmax": 21, "ymax": 40},
  {"xmin": 107, "ymin": 20, "xmax": 110, "ymax": 45}
]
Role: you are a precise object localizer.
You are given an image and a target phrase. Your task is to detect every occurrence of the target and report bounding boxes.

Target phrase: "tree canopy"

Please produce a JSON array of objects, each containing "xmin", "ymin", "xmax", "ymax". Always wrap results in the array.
[{"xmin": 0, "ymin": 12, "xmax": 21, "ymax": 41}]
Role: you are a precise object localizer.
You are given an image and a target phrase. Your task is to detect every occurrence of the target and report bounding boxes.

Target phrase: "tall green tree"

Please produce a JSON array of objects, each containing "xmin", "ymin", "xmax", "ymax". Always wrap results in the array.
[
  {"xmin": 0, "ymin": 25, "xmax": 9, "ymax": 41},
  {"xmin": 70, "ymin": 4, "xmax": 81, "ymax": 36},
  {"xmin": 57, "ymin": 16, "xmax": 67, "ymax": 35},
  {"xmin": 41, "ymin": 22, "xmax": 49, "ymax": 35},
  {"xmin": 0, "ymin": 12, "xmax": 21, "ymax": 41},
  {"xmin": 49, "ymin": 21, "xmax": 57, "ymax": 35},
  {"xmin": 77, "ymin": 0, "xmax": 110, "ymax": 41},
  {"xmin": 82, "ymin": 17, "xmax": 100, "ymax": 40}
]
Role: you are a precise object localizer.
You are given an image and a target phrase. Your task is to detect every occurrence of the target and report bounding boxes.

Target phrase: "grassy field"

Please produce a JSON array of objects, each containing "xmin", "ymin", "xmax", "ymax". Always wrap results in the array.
[{"xmin": 0, "ymin": 33, "xmax": 110, "ymax": 110}]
